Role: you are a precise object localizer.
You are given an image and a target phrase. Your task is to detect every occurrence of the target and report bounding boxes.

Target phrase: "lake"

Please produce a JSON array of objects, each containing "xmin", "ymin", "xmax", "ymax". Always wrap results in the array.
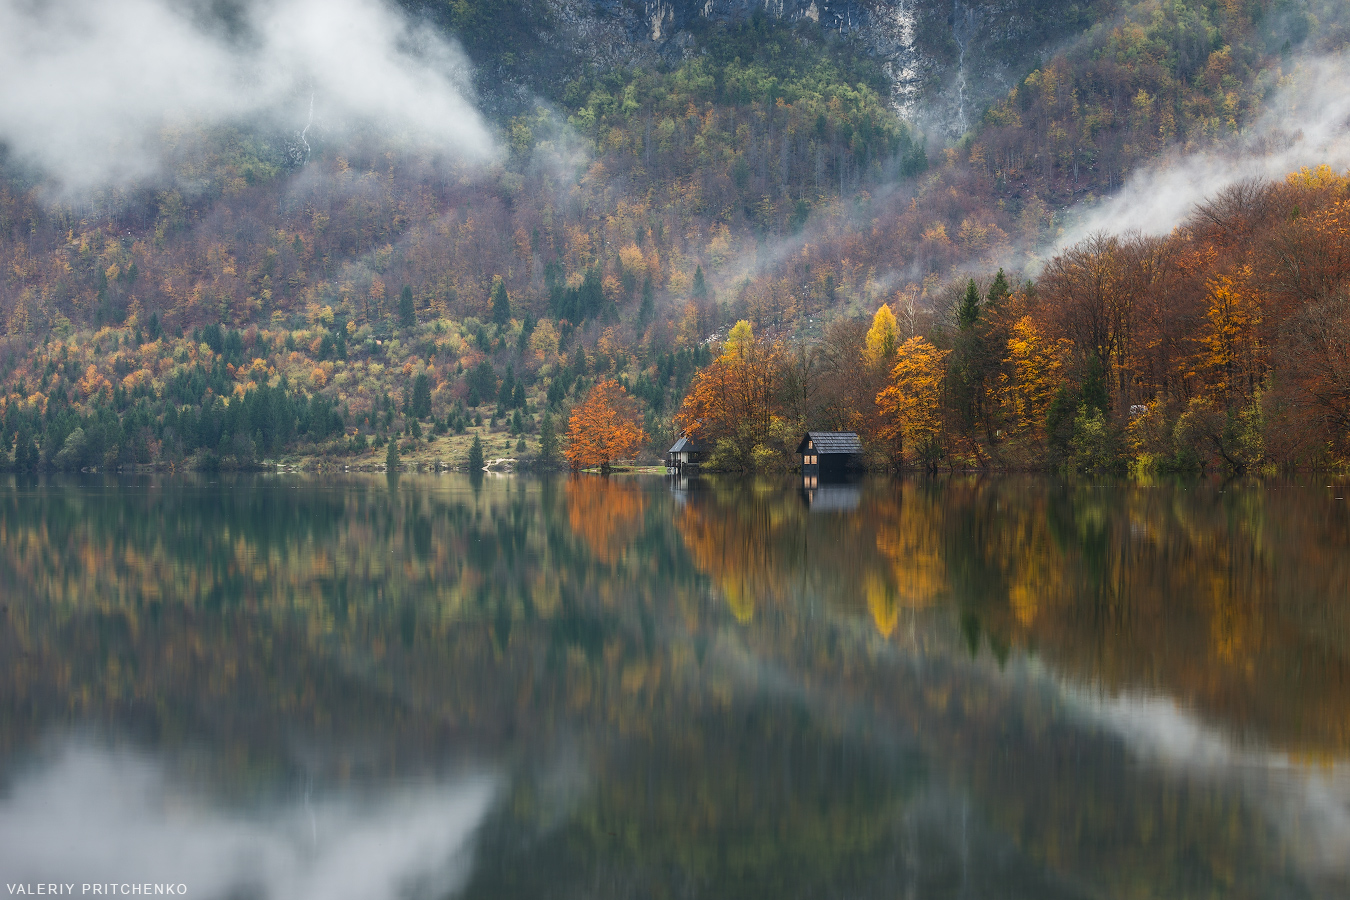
[{"xmin": 0, "ymin": 473, "xmax": 1348, "ymax": 899}]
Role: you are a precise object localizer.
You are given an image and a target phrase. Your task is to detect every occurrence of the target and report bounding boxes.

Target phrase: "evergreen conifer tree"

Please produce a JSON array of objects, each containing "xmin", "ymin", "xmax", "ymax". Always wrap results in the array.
[
  {"xmin": 957, "ymin": 279, "xmax": 981, "ymax": 330},
  {"xmin": 490, "ymin": 276, "xmax": 511, "ymax": 326},
  {"xmin": 468, "ymin": 434, "xmax": 484, "ymax": 471},
  {"xmin": 986, "ymin": 269, "xmax": 1011, "ymax": 308},
  {"xmin": 411, "ymin": 373, "xmax": 432, "ymax": 419},
  {"xmin": 951, "ymin": 279, "xmax": 986, "ymax": 431},
  {"xmin": 399, "ymin": 286, "xmax": 415, "ymax": 328},
  {"xmin": 1081, "ymin": 352, "xmax": 1110, "ymax": 417},
  {"xmin": 538, "ymin": 412, "xmax": 557, "ymax": 466},
  {"xmin": 639, "ymin": 274, "xmax": 655, "ymax": 324},
  {"xmin": 692, "ymin": 266, "xmax": 708, "ymax": 301}
]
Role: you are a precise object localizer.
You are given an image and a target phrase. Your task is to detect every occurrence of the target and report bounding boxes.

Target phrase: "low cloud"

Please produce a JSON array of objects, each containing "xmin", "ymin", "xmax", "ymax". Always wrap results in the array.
[
  {"xmin": 0, "ymin": 743, "xmax": 499, "ymax": 900},
  {"xmin": 1053, "ymin": 50, "xmax": 1350, "ymax": 255},
  {"xmin": 0, "ymin": 0, "xmax": 496, "ymax": 192}
]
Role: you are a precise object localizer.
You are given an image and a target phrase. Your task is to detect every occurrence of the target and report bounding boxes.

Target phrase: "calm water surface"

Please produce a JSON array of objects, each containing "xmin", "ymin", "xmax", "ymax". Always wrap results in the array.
[{"xmin": 1, "ymin": 474, "xmax": 1348, "ymax": 899}]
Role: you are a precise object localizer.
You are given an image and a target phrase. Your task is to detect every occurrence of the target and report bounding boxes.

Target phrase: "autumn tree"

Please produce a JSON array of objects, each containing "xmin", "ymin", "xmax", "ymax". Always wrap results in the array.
[
  {"xmin": 858, "ymin": 305, "xmax": 902, "ymax": 460},
  {"xmin": 1265, "ymin": 169, "xmax": 1350, "ymax": 313},
  {"xmin": 1004, "ymin": 315, "xmax": 1070, "ymax": 440},
  {"xmin": 1038, "ymin": 233, "xmax": 1128, "ymax": 407},
  {"xmin": 675, "ymin": 321, "xmax": 785, "ymax": 469},
  {"xmin": 1198, "ymin": 267, "xmax": 1264, "ymax": 406},
  {"xmin": 811, "ymin": 316, "xmax": 873, "ymax": 435},
  {"xmin": 1276, "ymin": 294, "xmax": 1350, "ymax": 458},
  {"xmin": 876, "ymin": 336, "xmax": 950, "ymax": 468},
  {"xmin": 863, "ymin": 303, "xmax": 899, "ymax": 365},
  {"xmin": 565, "ymin": 378, "xmax": 647, "ymax": 472}
]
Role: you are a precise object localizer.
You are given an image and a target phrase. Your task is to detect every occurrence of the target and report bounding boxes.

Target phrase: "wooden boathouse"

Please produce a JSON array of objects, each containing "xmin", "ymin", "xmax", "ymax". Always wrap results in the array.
[
  {"xmin": 666, "ymin": 435, "xmax": 706, "ymax": 474},
  {"xmin": 797, "ymin": 431, "xmax": 863, "ymax": 479}
]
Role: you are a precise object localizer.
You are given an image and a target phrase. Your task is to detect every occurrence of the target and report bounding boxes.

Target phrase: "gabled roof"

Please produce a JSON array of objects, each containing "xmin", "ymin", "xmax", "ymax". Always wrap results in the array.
[
  {"xmin": 798, "ymin": 431, "xmax": 863, "ymax": 454},
  {"xmin": 668, "ymin": 435, "xmax": 702, "ymax": 454}
]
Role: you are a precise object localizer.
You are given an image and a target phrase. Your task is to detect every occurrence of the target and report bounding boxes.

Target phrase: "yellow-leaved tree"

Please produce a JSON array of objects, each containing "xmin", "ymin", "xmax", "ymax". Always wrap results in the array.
[
  {"xmin": 863, "ymin": 303, "xmax": 899, "ymax": 366},
  {"xmin": 1199, "ymin": 266, "xmax": 1263, "ymax": 405},
  {"xmin": 1005, "ymin": 315, "xmax": 1070, "ymax": 437},
  {"xmin": 876, "ymin": 336, "xmax": 949, "ymax": 467},
  {"xmin": 565, "ymin": 379, "xmax": 647, "ymax": 472}
]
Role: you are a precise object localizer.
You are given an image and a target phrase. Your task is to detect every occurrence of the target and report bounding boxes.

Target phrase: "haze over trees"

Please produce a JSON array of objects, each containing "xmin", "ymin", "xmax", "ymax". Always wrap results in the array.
[{"xmin": 1, "ymin": 2, "xmax": 1348, "ymax": 471}]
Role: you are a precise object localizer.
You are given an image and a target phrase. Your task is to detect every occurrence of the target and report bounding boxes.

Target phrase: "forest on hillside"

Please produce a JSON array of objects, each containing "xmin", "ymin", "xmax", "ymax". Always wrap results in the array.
[
  {"xmin": 677, "ymin": 167, "xmax": 1350, "ymax": 473},
  {"xmin": 1, "ymin": 1, "xmax": 1348, "ymax": 472}
]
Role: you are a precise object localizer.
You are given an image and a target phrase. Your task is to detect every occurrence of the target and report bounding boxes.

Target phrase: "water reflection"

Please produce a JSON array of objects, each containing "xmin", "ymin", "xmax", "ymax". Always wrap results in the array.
[
  {"xmin": 0, "ymin": 743, "xmax": 497, "ymax": 900},
  {"xmin": 0, "ymin": 474, "xmax": 1346, "ymax": 898},
  {"xmin": 672, "ymin": 476, "xmax": 1350, "ymax": 756},
  {"xmin": 1063, "ymin": 685, "xmax": 1350, "ymax": 881}
]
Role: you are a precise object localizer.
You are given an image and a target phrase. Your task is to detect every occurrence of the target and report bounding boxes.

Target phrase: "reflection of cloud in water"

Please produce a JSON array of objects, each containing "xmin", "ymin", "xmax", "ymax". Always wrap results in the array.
[
  {"xmin": 0, "ymin": 744, "xmax": 498, "ymax": 900},
  {"xmin": 1062, "ymin": 685, "xmax": 1350, "ymax": 879}
]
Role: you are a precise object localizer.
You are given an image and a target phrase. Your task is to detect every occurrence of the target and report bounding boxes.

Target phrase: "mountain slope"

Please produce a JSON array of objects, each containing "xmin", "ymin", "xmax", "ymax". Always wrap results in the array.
[{"xmin": 0, "ymin": 0, "xmax": 1348, "ymax": 471}]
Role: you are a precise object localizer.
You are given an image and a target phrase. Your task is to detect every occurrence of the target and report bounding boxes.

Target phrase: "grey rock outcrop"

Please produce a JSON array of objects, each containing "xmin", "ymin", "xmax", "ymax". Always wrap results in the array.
[{"xmin": 532, "ymin": 0, "xmax": 1097, "ymax": 141}]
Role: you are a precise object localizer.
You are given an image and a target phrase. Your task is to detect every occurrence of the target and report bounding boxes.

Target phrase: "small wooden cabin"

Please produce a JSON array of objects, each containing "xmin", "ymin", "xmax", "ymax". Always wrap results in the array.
[
  {"xmin": 797, "ymin": 431, "xmax": 863, "ymax": 477},
  {"xmin": 666, "ymin": 435, "xmax": 706, "ymax": 473}
]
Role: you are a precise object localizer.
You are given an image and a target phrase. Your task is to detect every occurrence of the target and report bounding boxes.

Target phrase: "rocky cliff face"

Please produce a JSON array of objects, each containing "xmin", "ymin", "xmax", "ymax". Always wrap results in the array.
[{"xmin": 536, "ymin": 0, "xmax": 1100, "ymax": 141}]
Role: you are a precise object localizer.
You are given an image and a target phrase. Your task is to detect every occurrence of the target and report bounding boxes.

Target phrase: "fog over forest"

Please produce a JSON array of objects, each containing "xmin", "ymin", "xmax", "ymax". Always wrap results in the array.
[
  {"xmin": 1, "ymin": 0, "xmax": 1349, "ymax": 475},
  {"xmin": 0, "ymin": 0, "xmax": 494, "ymax": 191}
]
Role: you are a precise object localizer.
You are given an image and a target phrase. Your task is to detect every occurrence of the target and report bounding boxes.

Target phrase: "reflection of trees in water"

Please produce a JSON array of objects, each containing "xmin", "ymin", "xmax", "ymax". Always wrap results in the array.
[
  {"xmin": 948, "ymin": 478, "xmax": 1350, "ymax": 757},
  {"xmin": 565, "ymin": 476, "xmax": 646, "ymax": 566},
  {"xmin": 868, "ymin": 481, "xmax": 949, "ymax": 633},
  {"xmin": 0, "ymin": 474, "xmax": 723, "ymax": 770},
  {"xmin": 464, "ymin": 702, "xmax": 939, "ymax": 900},
  {"xmin": 2, "ymin": 474, "xmax": 1349, "ymax": 897},
  {"xmin": 675, "ymin": 481, "xmax": 804, "ymax": 622},
  {"xmin": 7, "ymin": 473, "xmax": 1340, "ymax": 759},
  {"xmin": 674, "ymin": 479, "xmax": 952, "ymax": 634},
  {"xmin": 672, "ymin": 475, "xmax": 1350, "ymax": 757}
]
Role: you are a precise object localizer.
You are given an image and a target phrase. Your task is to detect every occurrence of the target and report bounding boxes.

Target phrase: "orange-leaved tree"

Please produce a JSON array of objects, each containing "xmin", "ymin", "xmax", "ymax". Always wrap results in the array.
[
  {"xmin": 674, "ymin": 320, "xmax": 782, "ymax": 465},
  {"xmin": 565, "ymin": 378, "xmax": 647, "ymax": 471}
]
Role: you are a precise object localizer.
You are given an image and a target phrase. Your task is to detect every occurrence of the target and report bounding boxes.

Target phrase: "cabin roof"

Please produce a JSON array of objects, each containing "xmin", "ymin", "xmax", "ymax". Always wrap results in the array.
[
  {"xmin": 668, "ymin": 435, "xmax": 701, "ymax": 454},
  {"xmin": 798, "ymin": 431, "xmax": 863, "ymax": 454}
]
